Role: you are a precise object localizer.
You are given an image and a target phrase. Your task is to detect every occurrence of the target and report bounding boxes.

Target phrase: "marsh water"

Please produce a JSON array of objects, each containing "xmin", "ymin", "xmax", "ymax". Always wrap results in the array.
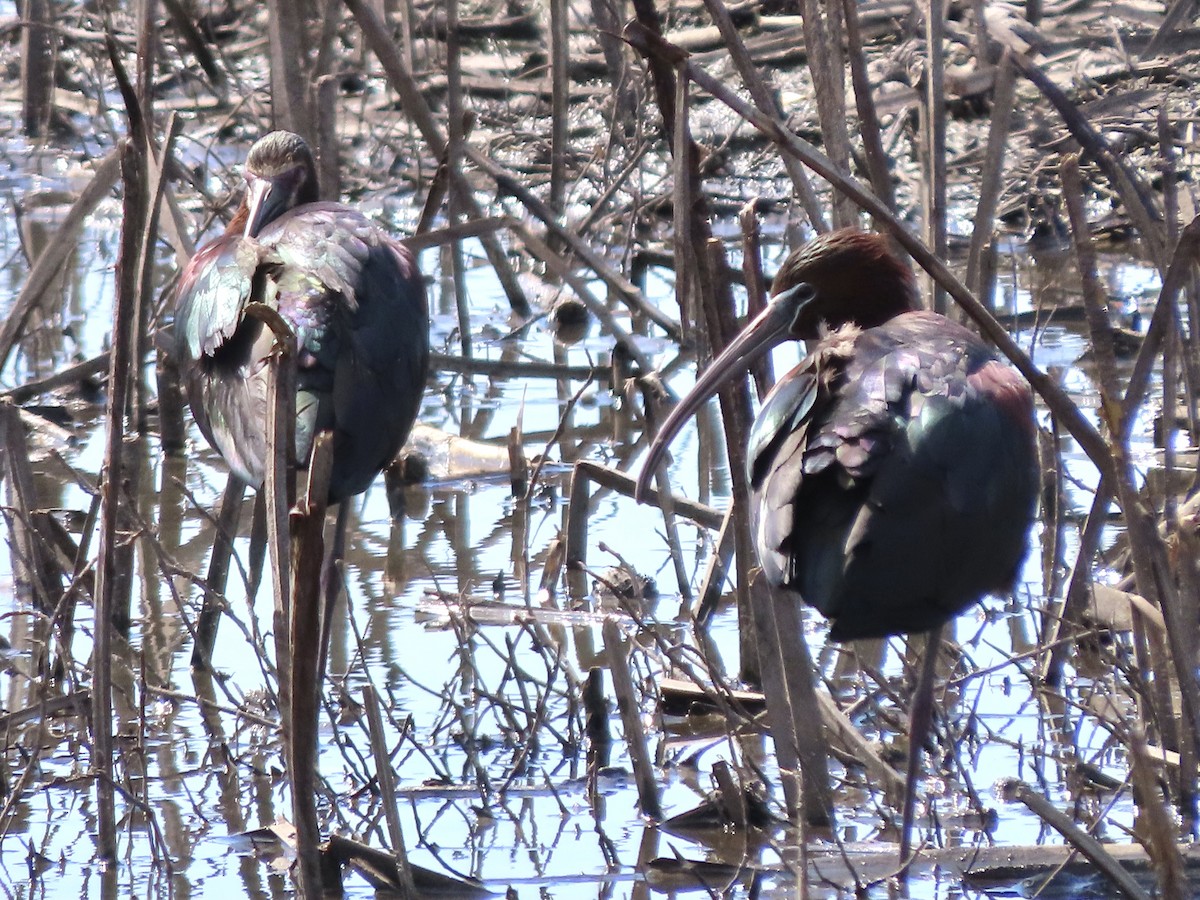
[{"xmin": 0, "ymin": 135, "xmax": 1172, "ymax": 899}]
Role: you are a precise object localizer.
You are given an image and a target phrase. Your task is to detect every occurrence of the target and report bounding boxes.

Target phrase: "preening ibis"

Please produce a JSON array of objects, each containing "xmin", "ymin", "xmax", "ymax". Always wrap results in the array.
[
  {"xmin": 174, "ymin": 131, "xmax": 430, "ymax": 503},
  {"xmin": 636, "ymin": 228, "xmax": 1039, "ymax": 849}
]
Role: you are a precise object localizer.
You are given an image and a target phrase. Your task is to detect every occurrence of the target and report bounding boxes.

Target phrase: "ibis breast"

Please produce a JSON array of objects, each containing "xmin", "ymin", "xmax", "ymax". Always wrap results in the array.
[{"xmin": 174, "ymin": 203, "xmax": 430, "ymax": 502}]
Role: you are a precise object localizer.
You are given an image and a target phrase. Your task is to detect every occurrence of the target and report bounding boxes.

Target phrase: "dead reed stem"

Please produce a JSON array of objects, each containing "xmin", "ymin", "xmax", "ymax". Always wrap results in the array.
[
  {"xmin": 1040, "ymin": 481, "xmax": 1114, "ymax": 687},
  {"xmin": 290, "ymin": 432, "xmax": 332, "ymax": 894},
  {"xmin": 0, "ymin": 402, "xmax": 55, "ymax": 623},
  {"xmin": 267, "ymin": 0, "xmax": 314, "ymax": 146},
  {"xmin": 699, "ymin": 238, "xmax": 758, "ymax": 681},
  {"xmin": 672, "ymin": 68, "xmax": 696, "ymax": 333},
  {"xmin": 922, "ymin": 0, "xmax": 948, "ymax": 314},
  {"xmin": 104, "ymin": 35, "xmax": 149, "ymax": 636},
  {"xmin": 316, "ymin": 503, "xmax": 350, "ymax": 682},
  {"xmin": 899, "ymin": 627, "xmax": 942, "ymax": 869},
  {"xmin": 1129, "ymin": 732, "xmax": 1186, "ymax": 900},
  {"xmin": 626, "ymin": 7, "xmax": 759, "ymax": 683},
  {"xmin": 162, "ymin": 0, "xmax": 223, "ymax": 90},
  {"xmin": 737, "ymin": 201, "xmax": 774, "ymax": 400},
  {"xmin": 315, "ymin": 76, "xmax": 340, "ymax": 203},
  {"xmin": 800, "ymin": 0, "xmax": 854, "ymax": 226},
  {"xmin": 694, "ymin": 505, "xmax": 736, "ymax": 624},
  {"xmin": 444, "ymin": 0, "xmax": 472, "ymax": 360},
  {"xmin": 1009, "ymin": 51, "xmax": 1166, "ymax": 270},
  {"xmin": 1005, "ymin": 778, "xmax": 1152, "ymax": 900},
  {"xmin": 649, "ymin": 462, "xmax": 693, "ymax": 602},
  {"xmin": 1120, "ymin": 218, "xmax": 1200, "ymax": 432},
  {"xmin": 156, "ymin": 342, "xmax": 187, "ymax": 454},
  {"xmin": 770, "ymin": 587, "xmax": 836, "ymax": 828},
  {"xmin": 601, "ymin": 618, "xmax": 662, "ymax": 820},
  {"xmin": 93, "ymin": 137, "xmax": 145, "ymax": 862},
  {"xmin": 132, "ymin": 115, "xmax": 179, "ymax": 431},
  {"xmin": 549, "ymin": 0, "xmax": 569, "ymax": 214},
  {"xmin": 965, "ymin": 53, "xmax": 1016, "ymax": 302},
  {"xmin": 700, "ymin": 0, "xmax": 827, "ymax": 231},
  {"xmin": 742, "ymin": 574, "xmax": 805, "ymax": 822},
  {"xmin": 840, "ymin": 0, "xmax": 894, "ymax": 215},
  {"xmin": 19, "ymin": 0, "xmax": 55, "ymax": 138},
  {"xmin": 565, "ymin": 460, "xmax": 723, "ymax": 601},
  {"xmin": 363, "ymin": 683, "xmax": 417, "ymax": 898}
]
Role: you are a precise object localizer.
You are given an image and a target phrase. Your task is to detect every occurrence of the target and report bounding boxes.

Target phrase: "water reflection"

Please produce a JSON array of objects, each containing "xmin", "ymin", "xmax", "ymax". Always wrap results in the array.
[{"xmin": 0, "ymin": 172, "xmax": 1174, "ymax": 896}]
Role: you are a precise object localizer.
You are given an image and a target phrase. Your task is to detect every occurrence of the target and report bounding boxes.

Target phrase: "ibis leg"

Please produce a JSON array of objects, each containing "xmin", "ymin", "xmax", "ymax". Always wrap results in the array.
[{"xmin": 900, "ymin": 624, "xmax": 943, "ymax": 868}]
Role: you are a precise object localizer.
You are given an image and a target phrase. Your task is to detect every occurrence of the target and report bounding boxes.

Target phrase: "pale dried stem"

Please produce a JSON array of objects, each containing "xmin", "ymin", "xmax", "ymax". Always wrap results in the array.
[
  {"xmin": 922, "ymin": 0, "xmax": 948, "ymax": 313},
  {"xmin": 363, "ymin": 683, "xmax": 418, "ymax": 898},
  {"xmin": 966, "ymin": 54, "xmax": 1016, "ymax": 303},
  {"xmin": 601, "ymin": 618, "xmax": 662, "ymax": 819},
  {"xmin": 1005, "ymin": 778, "xmax": 1152, "ymax": 900}
]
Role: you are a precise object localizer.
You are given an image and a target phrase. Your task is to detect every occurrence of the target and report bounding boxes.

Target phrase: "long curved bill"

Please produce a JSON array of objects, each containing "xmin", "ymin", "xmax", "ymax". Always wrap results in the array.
[
  {"xmin": 634, "ymin": 281, "xmax": 816, "ymax": 502},
  {"xmin": 244, "ymin": 174, "xmax": 294, "ymax": 239}
]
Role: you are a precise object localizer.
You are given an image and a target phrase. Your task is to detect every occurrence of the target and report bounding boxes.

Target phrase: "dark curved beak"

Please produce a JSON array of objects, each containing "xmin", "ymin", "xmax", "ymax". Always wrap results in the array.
[{"xmin": 634, "ymin": 281, "xmax": 815, "ymax": 503}]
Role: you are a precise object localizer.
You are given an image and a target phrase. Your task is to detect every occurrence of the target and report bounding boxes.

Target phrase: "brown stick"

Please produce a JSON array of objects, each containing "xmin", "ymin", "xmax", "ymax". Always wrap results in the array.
[
  {"xmin": 841, "ymin": 0, "xmax": 895, "ymax": 214},
  {"xmin": 267, "ymin": 0, "xmax": 314, "ymax": 145},
  {"xmin": 768, "ymin": 581, "xmax": 835, "ymax": 827},
  {"xmin": 1008, "ymin": 52, "xmax": 1165, "ymax": 270},
  {"xmin": 738, "ymin": 201, "xmax": 774, "ymax": 400},
  {"xmin": 133, "ymin": 114, "xmax": 180, "ymax": 431},
  {"xmin": 362, "ymin": 684, "xmax": 417, "ymax": 898},
  {"xmin": 699, "ymin": 0, "xmax": 827, "ymax": 230},
  {"xmin": 899, "ymin": 627, "xmax": 942, "ymax": 870},
  {"xmin": 1129, "ymin": 732, "xmax": 1186, "ymax": 900},
  {"xmin": 1005, "ymin": 779, "xmax": 1153, "ymax": 900},
  {"xmin": 549, "ymin": 0, "xmax": 569, "ymax": 214},
  {"xmin": 93, "ymin": 138, "xmax": 144, "ymax": 862},
  {"xmin": 191, "ymin": 477, "xmax": 246, "ymax": 670},
  {"xmin": 801, "ymin": 0, "xmax": 854, "ymax": 226},
  {"xmin": 602, "ymin": 618, "xmax": 662, "ymax": 819},
  {"xmin": 922, "ymin": 0, "xmax": 948, "ymax": 314},
  {"xmin": 290, "ymin": 432, "xmax": 331, "ymax": 894},
  {"xmin": 965, "ymin": 53, "xmax": 1016, "ymax": 301},
  {"xmin": 19, "ymin": 0, "xmax": 55, "ymax": 138}
]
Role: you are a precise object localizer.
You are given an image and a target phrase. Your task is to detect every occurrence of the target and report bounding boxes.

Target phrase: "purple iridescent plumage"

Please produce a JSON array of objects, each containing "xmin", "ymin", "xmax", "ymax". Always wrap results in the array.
[
  {"xmin": 638, "ymin": 229, "xmax": 1038, "ymax": 641},
  {"xmin": 173, "ymin": 132, "xmax": 429, "ymax": 502}
]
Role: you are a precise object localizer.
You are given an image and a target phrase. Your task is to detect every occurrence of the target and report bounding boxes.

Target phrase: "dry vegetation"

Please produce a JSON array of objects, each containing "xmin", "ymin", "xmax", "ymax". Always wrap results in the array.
[{"xmin": 4, "ymin": 0, "xmax": 1200, "ymax": 896}]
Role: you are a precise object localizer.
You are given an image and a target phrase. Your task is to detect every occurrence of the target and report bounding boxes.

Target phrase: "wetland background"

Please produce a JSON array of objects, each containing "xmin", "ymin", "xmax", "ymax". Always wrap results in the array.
[{"xmin": 2, "ymin": 0, "xmax": 1200, "ymax": 896}]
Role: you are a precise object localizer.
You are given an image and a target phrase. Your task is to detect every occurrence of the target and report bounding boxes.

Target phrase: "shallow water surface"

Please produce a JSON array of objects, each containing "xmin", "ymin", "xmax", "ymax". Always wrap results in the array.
[{"xmin": 0, "ymin": 153, "xmax": 1168, "ymax": 899}]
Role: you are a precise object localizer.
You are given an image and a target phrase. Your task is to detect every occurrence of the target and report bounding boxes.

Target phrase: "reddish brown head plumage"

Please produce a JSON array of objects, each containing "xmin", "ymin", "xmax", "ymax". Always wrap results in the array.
[{"xmin": 770, "ymin": 229, "xmax": 918, "ymax": 339}]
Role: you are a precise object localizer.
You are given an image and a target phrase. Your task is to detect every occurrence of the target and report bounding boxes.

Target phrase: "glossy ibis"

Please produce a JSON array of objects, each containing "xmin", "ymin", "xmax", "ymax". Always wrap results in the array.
[
  {"xmin": 174, "ymin": 130, "xmax": 430, "ymax": 502},
  {"xmin": 175, "ymin": 131, "xmax": 429, "ymax": 673},
  {"xmin": 635, "ymin": 228, "xmax": 1038, "ymax": 852}
]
